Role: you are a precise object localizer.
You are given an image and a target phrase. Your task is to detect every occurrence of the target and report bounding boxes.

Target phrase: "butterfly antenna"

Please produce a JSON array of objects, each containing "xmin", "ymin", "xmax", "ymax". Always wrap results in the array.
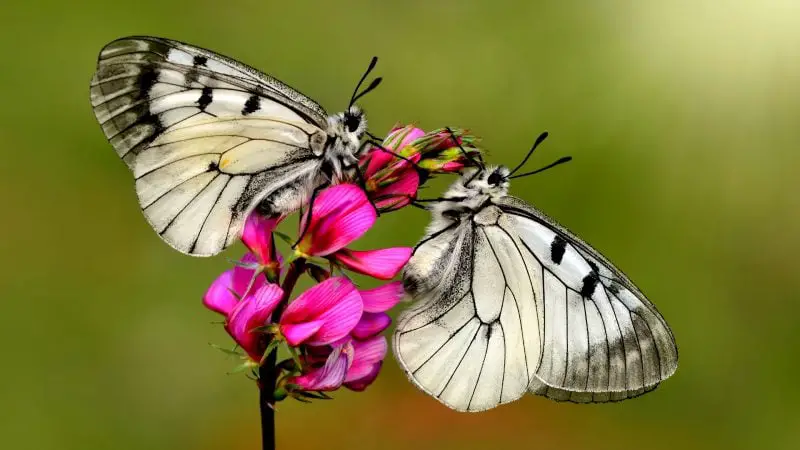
[
  {"xmin": 509, "ymin": 156, "xmax": 572, "ymax": 179},
  {"xmin": 508, "ymin": 131, "xmax": 549, "ymax": 176},
  {"xmin": 349, "ymin": 56, "xmax": 381, "ymax": 107},
  {"xmin": 446, "ymin": 127, "xmax": 484, "ymax": 170}
]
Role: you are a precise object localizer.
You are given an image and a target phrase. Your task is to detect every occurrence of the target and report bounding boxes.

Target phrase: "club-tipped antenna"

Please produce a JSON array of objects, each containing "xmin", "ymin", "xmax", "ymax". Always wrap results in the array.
[
  {"xmin": 508, "ymin": 156, "xmax": 572, "ymax": 179},
  {"xmin": 446, "ymin": 127, "xmax": 484, "ymax": 171},
  {"xmin": 349, "ymin": 56, "xmax": 380, "ymax": 107},
  {"xmin": 508, "ymin": 131, "xmax": 549, "ymax": 176}
]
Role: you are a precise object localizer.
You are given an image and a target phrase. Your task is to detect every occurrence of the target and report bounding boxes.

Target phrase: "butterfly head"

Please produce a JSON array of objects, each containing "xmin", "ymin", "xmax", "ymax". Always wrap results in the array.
[
  {"xmin": 460, "ymin": 166, "xmax": 511, "ymax": 198},
  {"xmin": 325, "ymin": 105, "xmax": 368, "ymax": 181}
]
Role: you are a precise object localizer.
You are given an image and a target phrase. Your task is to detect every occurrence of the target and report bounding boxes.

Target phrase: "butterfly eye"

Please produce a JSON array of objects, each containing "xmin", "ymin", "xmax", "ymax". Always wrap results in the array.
[
  {"xmin": 487, "ymin": 171, "xmax": 503, "ymax": 186},
  {"xmin": 344, "ymin": 114, "xmax": 361, "ymax": 133}
]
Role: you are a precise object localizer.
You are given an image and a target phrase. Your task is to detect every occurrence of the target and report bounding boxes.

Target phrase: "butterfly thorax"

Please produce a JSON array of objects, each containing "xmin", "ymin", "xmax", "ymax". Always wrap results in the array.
[{"xmin": 324, "ymin": 105, "xmax": 368, "ymax": 182}]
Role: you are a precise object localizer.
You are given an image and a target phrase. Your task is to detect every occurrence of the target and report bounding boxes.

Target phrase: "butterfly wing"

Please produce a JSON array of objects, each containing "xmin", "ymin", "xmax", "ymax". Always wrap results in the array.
[
  {"xmin": 394, "ymin": 206, "xmax": 543, "ymax": 412},
  {"xmin": 91, "ymin": 36, "xmax": 329, "ymax": 256},
  {"xmin": 495, "ymin": 195, "xmax": 678, "ymax": 402}
]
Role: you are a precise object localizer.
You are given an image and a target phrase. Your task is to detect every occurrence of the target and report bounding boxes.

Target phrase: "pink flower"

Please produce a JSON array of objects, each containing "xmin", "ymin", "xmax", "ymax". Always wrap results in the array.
[
  {"xmin": 360, "ymin": 149, "xmax": 421, "ymax": 212},
  {"xmin": 241, "ymin": 213, "xmax": 282, "ymax": 280},
  {"xmin": 345, "ymin": 336, "xmax": 388, "ymax": 391},
  {"xmin": 279, "ymin": 277, "xmax": 363, "ymax": 346},
  {"xmin": 225, "ymin": 284, "xmax": 283, "ymax": 360},
  {"xmin": 291, "ymin": 336, "xmax": 388, "ymax": 392},
  {"xmin": 291, "ymin": 342, "xmax": 354, "ymax": 391},
  {"xmin": 295, "ymin": 184, "xmax": 412, "ymax": 279},
  {"xmin": 296, "ymin": 184, "xmax": 376, "ymax": 257},
  {"xmin": 389, "ymin": 125, "xmax": 482, "ymax": 175},
  {"xmin": 204, "ymin": 273, "xmax": 283, "ymax": 361},
  {"xmin": 203, "ymin": 253, "xmax": 265, "ymax": 315}
]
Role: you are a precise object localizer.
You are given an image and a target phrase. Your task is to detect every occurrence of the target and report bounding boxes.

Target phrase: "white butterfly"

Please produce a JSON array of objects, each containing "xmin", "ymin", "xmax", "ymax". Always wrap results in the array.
[
  {"xmin": 393, "ymin": 135, "xmax": 678, "ymax": 412},
  {"xmin": 90, "ymin": 36, "xmax": 380, "ymax": 256}
]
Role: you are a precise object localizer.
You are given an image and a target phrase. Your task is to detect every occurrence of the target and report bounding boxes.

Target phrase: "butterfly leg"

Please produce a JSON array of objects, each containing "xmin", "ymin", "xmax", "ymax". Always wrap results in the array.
[{"xmin": 292, "ymin": 183, "xmax": 327, "ymax": 250}]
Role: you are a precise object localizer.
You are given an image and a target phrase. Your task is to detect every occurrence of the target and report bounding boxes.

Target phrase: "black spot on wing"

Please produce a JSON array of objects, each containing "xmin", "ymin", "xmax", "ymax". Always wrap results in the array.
[
  {"xmin": 192, "ymin": 55, "xmax": 208, "ymax": 67},
  {"xmin": 580, "ymin": 272, "xmax": 599, "ymax": 298},
  {"xmin": 550, "ymin": 235, "xmax": 567, "ymax": 264},
  {"xmin": 587, "ymin": 260, "xmax": 599, "ymax": 274},
  {"xmin": 242, "ymin": 94, "xmax": 261, "ymax": 115},
  {"xmin": 138, "ymin": 68, "xmax": 158, "ymax": 99},
  {"xmin": 208, "ymin": 161, "xmax": 219, "ymax": 172},
  {"xmin": 197, "ymin": 87, "xmax": 213, "ymax": 111}
]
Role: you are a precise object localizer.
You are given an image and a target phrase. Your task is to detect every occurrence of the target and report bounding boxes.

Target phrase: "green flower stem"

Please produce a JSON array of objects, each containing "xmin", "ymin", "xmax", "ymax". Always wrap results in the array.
[{"xmin": 259, "ymin": 257, "xmax": 306, "ymax": 450}]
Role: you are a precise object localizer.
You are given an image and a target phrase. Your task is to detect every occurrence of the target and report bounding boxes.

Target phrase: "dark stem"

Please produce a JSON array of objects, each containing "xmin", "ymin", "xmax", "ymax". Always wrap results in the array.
[{"xmin": 258, "ymin": 258, "xmax": 306, "ymax": 450}]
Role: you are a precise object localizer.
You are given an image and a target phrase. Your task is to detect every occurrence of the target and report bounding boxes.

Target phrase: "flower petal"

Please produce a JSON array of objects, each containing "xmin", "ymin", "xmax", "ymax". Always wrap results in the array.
[
  {"xmin": 344, "ymin": 362, "xmax": 382, "ymax": 392},
  {"xmin": 241, "ymin": 214, "xmax": 280, "ymax": 264},
  {"xmin": 351, "ymin": 312, "xmax": 391, "ymax": 339},
  {"xmin": 299, "ymin": 184, "xmax": 376, "ymax": 256},
  {"xmin": 226, "ymin": 283, "xmax": 283, "ymax": 360},
  {"xmin": 280, "ymin": 277, "xmax": 363, "ymax": 346},
  {"xmin": 281, "ymin": 320, "xmax": 325, "ymax": 346},
  {"xmin": 231, "ymin": 253, "xmax": 264, "ymax": 296},
  {"xmin": 334, "ymin": 247, "xmax": 412, "ymax": 280},
  {"xmin": 373, "ymin": 168, "xmax": 419, "ymax": 212},
  {"xmin": 363, "ymin": 148, "xmax": 397, "ymax": 179},
  {"xmin": 203, "ymin": 269, "xmax": 238, "ymax": 316},
  {"xmin": 359, "ymin": 281, "xmax": 405, "ymax": 313},
  {"xmin": 345, "ymin": 336, "xmax": 387, "ymax": 386},
  {"xmin": 292, "ymin": 343, "xmax": 353, "ymax": 391}
]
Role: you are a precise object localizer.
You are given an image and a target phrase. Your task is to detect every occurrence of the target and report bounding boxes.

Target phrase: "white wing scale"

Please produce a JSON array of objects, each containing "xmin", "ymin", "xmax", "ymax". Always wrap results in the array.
[{"xmin": 90, "ymin": 36, "xmax": 329, "ymax": 255}]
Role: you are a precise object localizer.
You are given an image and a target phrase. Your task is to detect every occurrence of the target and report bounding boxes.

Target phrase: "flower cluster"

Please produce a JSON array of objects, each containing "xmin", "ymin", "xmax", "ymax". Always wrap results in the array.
[
  {"xmin": 203, "ymin": 125, "xmax": 481, "ymax": 404},
  {"xmin": 204, "ymin": 183, "xmax": 409, "ymax": 399}
]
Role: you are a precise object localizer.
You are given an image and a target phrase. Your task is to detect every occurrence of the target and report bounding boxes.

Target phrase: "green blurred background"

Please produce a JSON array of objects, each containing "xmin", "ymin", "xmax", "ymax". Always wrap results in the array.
[{"xmin": 2, "ymin": 0, "xmax": 798, "ymax": 449}]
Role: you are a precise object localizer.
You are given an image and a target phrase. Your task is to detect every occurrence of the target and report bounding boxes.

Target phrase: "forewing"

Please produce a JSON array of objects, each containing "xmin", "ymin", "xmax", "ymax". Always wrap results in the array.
[
  {"xmin": 394, "ymin": 206, "xmax": 542, "ymax": 412},
  {"xmin": 496, "ymin": 196, "xmax": 678, "ymax": 402},
  {"xmin": 91, "ymin": 36, "xmax": 328, "ymax": 256}
]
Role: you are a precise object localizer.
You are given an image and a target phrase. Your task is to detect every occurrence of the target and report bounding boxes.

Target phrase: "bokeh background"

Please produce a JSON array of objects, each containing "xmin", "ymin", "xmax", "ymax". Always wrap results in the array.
[{"xmin": 2, "ymin": 1, "xmax": 799, "ymax": 449}]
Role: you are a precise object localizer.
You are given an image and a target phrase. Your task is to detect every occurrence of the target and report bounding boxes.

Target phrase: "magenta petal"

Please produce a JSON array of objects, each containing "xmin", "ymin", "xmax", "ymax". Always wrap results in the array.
[
  {"xmin": 293, "ymin": 343, "xmax": 353, "ymax": 391},
  {"xmin": 345, "ymin": 336, "xmax": 387, "ymax": 384},
  {"xmin": 203, "ymin": 269, "xmax": 238, "ymax": 316},
  {"xmin": 360, "ymin": 281, "xmax": 404, "ymax": 313},
  {"xmin": 351, "ymin": 312, "xmax": 391, "ymax": 339},
  {"xmin": 388, "ymin": 126, "xmax": 425, "ymax": 151},
  {"xmin": 280, "ymin": 277, "xmax": 363, "ymax": 346},
  {"xmin": 334, "ymin": 247, "xmax": 413, "ymax": 280},
  {"xmin": 344, "ymin": 362, "xmax": 382, "ymax": 391},
  {"xmin": 281, "ymin": 320, "xmax": 325, "ymax": 346},
  {"xmin": 231, "ymin": 253, "xmax": 264, "ymax": 296},
  {"xmin": 364, "ymin": 149, "xmax": 396, "ymax": 178},
  {"xmin": 300, "ymin": 184, "xmax": 377, "ymax": 257},
  {"xmin": 242, "ymin": 214, "xmax": 279, "ymax": 264},
  {"xmin": 226, "ymin": 283, "xmax": 283, "ymax": 360}
]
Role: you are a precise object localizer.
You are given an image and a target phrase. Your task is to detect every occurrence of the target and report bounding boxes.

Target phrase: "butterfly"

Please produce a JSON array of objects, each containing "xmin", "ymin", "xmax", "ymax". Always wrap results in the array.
[
  {"xmin": 393, "ymin": 133, "xmax": 678, "ymax": 412},
  {"xmin": 90, "ymin": 36, "xmax": 380, "ymax": 256}
]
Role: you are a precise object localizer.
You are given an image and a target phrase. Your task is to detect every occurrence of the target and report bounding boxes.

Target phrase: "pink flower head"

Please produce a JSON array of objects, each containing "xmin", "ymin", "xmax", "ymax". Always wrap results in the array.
[
  {"xmin": 204, "ymin": 268, "xmax": 283, "ymax": 361},
  {"xmin": 344, "ymin": 336, "xmax": 388, "ymax": 391},
  {"xmin": 279, "ymin": 277, "xmax": 363, "ymax": 346},
  {"xmin": 295, "ymin": 184, "xmax": 412, "ymax": 279}
]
